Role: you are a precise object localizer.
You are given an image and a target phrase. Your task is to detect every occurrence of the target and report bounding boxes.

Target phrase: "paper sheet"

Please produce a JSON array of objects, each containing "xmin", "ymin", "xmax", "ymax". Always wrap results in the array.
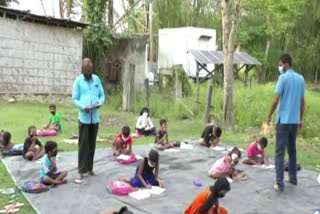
[
  {"xmin": 317, "ymin": 174, "xmax": 320, "ymax": 185},
  {"xmin": 164, "ymin": 148, "xmax": 180, "ymax": 153},
  {"xmin": 129, "ymin": 190, "xmax": 151, "ymax": 200},
  {"xmin": 116, "ymin": 154, "xmax": 131, "ymax": 161},
  {"xmin": 144, "ymin": 186, "xmax": 166, "ymax": 195},
  {"xmin": 253, "ymin": 164, "xmax": 275, "ymax": 169},
  {"xmin": 135, "ymin": 155, "xmax": 143, "ymax": 160},
  {"xmin": 211, "ymin": 146, "xmax": 226, "ymax": 151},
  {"xmin": 180, "ymin": 142, "xmax": 193, "ymax": 150},
  {"xmin": 227, "ymin": 177, "xmax": 233, "ymax": 183}
]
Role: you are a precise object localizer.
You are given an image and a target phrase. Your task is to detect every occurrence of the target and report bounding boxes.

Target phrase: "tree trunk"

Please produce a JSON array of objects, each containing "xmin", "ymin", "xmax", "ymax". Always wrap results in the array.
[
  {"xmin": 108, "ymin": 0, "xmax": 114, "ymax": 27},
  {"xmin": 222, "ymin": 0, "xmax": 241, "ymax": 130},
  {"xmin": 204, "ymin": 79, "xmax": 213, "ymax": 123},
  {"xmin": 315, "ymin": 68, "xmax": 318, "ymax": 84},
  {"xmin": 260, "ymin": 39, "xmax": 270, "ymax": 82}
]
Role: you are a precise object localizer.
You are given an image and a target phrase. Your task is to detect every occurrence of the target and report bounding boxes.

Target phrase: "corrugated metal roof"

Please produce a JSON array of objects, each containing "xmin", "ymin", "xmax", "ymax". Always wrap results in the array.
[
  {"xmin": 188, "ymin": 49, "xmax": 261, "ymax": 65},
  {"xmin": 0, "ymin": 6, "xmax": 88, "ymax": 28}
]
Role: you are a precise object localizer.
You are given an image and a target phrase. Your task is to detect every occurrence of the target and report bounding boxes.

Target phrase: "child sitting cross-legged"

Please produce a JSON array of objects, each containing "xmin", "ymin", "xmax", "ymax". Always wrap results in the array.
[
  {"xmin": 40, "ymin": 141, "xmax": 68, "ymax": 186},
  {"xmin": 121, "ymin": 149, "xmax": 164, "ymax": 189},
  {"xmin": 23, "ymin": 126, "xmax": 45, "ymax": 161},
  {"xmin": 243, "ymin": 137, "xmax": 269, "ymax": 165},
  {"xmin": 154, "ymin": 119, "xmax": 174, "ymax": 151},
  {"xmin": 208, "ymin": 147, "xmax": 242, "ymax": 179},
  {"xmin": 112, "ymin": 126, "xmax": 133, "ymax": 156}
]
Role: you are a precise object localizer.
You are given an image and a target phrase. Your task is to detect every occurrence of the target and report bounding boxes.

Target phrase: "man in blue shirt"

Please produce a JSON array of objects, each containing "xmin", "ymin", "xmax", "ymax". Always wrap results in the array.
[
  {"xmin": 267, "ymin": 54, "xmax": 305, "ymax": 192},
  {"xmin": 72, "ymin": 58, "xmax": 105, "ymax": 181}
]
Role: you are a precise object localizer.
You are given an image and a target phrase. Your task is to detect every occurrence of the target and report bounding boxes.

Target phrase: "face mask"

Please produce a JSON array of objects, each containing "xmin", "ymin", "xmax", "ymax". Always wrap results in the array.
[
  {"xmin": 231, "ymin": 153, "xmax": 238, "ymax": 161},
  {"xmin": 52, "ymin": 150, "xmax": 58, "ymax": 157},
  {"xmin": 278, "ymin": 66, "xmax": 284, "ymax": 75},
  {"xmin": 83, "ymin": 73, "xmax": 92, "ymax": 80},
  {"xmin": 50, "ymin": 111, "xmax": 56, "ymax": 115},
  {"xmin": 122, "ymin": 136, "xmax": 129, "ymax": 142},
  {"xmin": 218, "ymin": 192, "xmax": 225, "ymax": 198},
  {"xmin": 142, "ymin": 112, "xmax": 148, "ymax": 117},
  {"xmin": 148, "ymin": 160, "xmax": 156, "ymax": 168},
  {"xmin": 257, "ymin": 144, "xmax": 263, "ymax": 151}
]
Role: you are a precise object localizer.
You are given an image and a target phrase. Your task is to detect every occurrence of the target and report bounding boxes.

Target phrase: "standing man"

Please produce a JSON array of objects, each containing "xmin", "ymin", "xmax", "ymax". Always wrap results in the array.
[
  {"xmin": 72, "ymin": 58, "xmax": 105, "ymax": 181},
  {"xmin": 267, "ymin": 54, "xmax": 305, "ymax": 192}
]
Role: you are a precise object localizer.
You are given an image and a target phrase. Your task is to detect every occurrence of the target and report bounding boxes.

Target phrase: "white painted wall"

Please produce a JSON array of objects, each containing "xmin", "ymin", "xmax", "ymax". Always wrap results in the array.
[
  {"xmin": 158, "ymin": 27, "xmax": 216, "ymax": 78},
  {"xmin": 0, "ymin": 17, "xmax": 83, "ymax": 94}
]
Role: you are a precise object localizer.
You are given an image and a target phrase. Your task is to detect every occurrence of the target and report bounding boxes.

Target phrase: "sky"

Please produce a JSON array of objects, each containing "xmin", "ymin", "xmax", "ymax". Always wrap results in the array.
[{"xmin": 10, "ymin": 0, "xmax": 125, "ymax": 21}]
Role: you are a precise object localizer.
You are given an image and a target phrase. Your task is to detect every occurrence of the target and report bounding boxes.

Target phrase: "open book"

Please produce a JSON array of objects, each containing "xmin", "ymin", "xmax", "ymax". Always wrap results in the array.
[
  {"xmin": 116, "ymin": 154, "xmax": 131, "ymax": 161},
  {"xmin": 211, "ymin": 146, "xmax": 225, "ymax": 151},
  {"xmin": 252, "ymin": 164, "xmax": 275, "ymax": 169},
  {"xmin": 129, "ymin": 186, "xmax": 166, "ymax": 200}
]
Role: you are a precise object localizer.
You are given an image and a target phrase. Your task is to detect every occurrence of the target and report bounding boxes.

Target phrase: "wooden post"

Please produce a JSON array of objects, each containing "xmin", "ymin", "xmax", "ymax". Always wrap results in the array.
[
  {"xmin": 122, "ymin": 64, "xmax": 136, "ymax": 111},
  {"xmin": 144, "ymin": 78, "xmax": 149, "ymax": 107},
  {"xmin": 149, "ymin": 1, "xmax": 153, "ymax": 62},
  {"xmin": 203, "ymin": 78, "xmax": 213, "ymax": 123},
  {"xmin": 196, "ymin": 63, "xmax": 200, "ymax": 103},
  {"xmin": 244, "ymin": 65, "xmax": 249, "ymax": 87},
  {"xmin": 174, "ymin": 71, "xmax": 183, "ymax": 99}
]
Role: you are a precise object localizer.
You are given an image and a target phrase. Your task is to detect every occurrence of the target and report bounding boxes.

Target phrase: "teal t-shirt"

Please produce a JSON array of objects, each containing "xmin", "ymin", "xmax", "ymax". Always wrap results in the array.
[{"xmin": 40, "ymin": 154, "xmax": 53, "ymax": 178}]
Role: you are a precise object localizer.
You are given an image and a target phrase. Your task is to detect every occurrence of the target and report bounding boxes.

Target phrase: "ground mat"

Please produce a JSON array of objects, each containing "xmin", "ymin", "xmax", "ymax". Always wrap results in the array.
[{"xmin": 2, "ymin": 142, "xmax": 320, "ymax": 214}]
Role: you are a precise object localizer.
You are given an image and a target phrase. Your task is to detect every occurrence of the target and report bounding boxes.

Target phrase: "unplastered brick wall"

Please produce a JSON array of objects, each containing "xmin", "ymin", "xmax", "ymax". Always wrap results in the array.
[{"xmin": 0, "ymin": 17, "xmax": 83, "ymax": 94}]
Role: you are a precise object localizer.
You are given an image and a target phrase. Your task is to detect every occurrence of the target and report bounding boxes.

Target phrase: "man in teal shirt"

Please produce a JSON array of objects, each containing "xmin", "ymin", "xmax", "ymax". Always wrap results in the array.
[
  {"xmin": 267, "ymin": 54, "xmax": 305, "ymax": 192},
  {"xmin": 72, "ymin": 58, "xmax": 105, "ymax": 180}
]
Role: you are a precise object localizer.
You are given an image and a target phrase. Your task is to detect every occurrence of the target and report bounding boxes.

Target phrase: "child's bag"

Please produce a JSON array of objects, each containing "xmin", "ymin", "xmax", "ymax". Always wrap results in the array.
[
  {"xmin": 20, "ymin": 181, "xmax": 49, "ymax": 193},
  {"xmin": 108, "ymin": 180, "xmax": 133, "ymax": 196},
  {"xmin": 37, "ymin": 129, "xmax": 57, "ymax": 137},
  {"xmin": 116, "ymin": 154, "xmax": 137, "ymax": 164}
]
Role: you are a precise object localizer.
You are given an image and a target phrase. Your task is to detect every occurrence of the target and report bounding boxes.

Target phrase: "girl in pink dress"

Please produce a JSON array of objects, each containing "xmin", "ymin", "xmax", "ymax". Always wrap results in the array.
[{"xmin": 208, "ymin": 147, "xmax": 241, "ymax": 179}]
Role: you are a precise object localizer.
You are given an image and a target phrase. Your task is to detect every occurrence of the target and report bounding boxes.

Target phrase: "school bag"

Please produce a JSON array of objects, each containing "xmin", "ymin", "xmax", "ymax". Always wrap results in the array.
[
  {"xmin": 108, "ymin": 180, "xmax": 133, "ymax": 196},
  {"xmin": 20, "ymin": 181, "xmax": 49, "ymax": 193},
  {"xmin": 116, "ymin": 154, "xmax": 137, "ymax": 164},
  {"xmin": 37, "ymin": 129, "xmax": 57, "ymax": 137}
]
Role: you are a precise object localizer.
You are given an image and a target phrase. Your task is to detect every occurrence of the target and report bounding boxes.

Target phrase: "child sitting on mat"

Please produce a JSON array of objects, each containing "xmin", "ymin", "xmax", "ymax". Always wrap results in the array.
[
  {"xmin": 135, "ymin": 107, "xmax": 156, "ymax": 136},
  {"xmin": 184, "ymin": 177, "xmax": 230, "ymax": 214},
  {"xmin": 23, "ymin": 126, "xmax": 45, "ymax": 160},
  {"xmin": 112, "ymin": 126, "xmax": 133, "ymax": 156},
  {"xmin": 208, "ymin": 147, "xmax": 241, "ymax": 179},
  {"xmin": 42, "ymin": 104, "xmax": 62, "ymax": 132},
  {"xmin": 155, "ymin": 119, "xmax": 174, "ymax": 150},
  {"xmin": 0, "ymin": 131, "xmax": 15, "ymax": 151},
  {"xmin": 40, "ymin": 141, "xmax": 68, "ymax": 186},
  {"xmin": 242, "ymin": 137, "xmax": 269, "ymax": 165},
  {"xmin": 200, "ymin": 125, "xmax": 222, "ymax": 147},
  {"xmin": 121, "ymin": 149, "xmax": 164, "ymax": 188}
]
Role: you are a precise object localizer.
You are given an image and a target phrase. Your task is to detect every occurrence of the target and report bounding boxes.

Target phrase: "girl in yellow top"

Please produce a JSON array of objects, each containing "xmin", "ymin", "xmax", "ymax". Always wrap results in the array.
[{"xmin": 185, "ymin": 177, "xmax": 230, "ymax": 214}]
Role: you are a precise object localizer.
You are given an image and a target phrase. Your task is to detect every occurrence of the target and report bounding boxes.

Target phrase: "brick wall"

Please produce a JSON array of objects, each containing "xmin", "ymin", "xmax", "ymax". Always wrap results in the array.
[{"xmin": 0, "ymin": 17, "xmax": 83, "ymax": 94}]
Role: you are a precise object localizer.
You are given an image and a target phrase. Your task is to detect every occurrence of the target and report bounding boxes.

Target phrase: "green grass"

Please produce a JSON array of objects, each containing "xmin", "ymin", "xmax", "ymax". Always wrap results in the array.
[{"xmin": 0, "ymin": 81, "xmax": 319, "ymax": 213}]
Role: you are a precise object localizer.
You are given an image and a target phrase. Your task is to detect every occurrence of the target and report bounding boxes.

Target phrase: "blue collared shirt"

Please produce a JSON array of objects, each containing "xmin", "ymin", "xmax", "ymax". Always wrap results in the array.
[
  {"xmin": 275, "ymin": 69, "xmax": 305, "ymax": 124},
  {"xmin": 72, "ymin": 74, "xmax": 105, "ymax": 124}
]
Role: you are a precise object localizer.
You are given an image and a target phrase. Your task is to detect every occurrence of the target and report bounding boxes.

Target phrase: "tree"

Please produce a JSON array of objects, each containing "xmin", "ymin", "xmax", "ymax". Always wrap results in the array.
[
  {"xmin": 0, "ymin": 0, "xmax": 17, "ymax": 7},
  {"xmin": 221, "ymin": 0, "xmax": 241, "ymax": 130}
]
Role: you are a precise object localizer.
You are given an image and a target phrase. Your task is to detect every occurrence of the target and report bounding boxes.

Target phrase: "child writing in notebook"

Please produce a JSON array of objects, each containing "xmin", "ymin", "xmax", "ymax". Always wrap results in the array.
[
  {"xmin": 200, "ymin": 125, "xmax": 222, "ymax": 147},
  {"xmin": 112, "ymin": 126, "xmax": 133, "ymax": 156},
  {"xmin": 243, "ymin": 137, "xmax": 269, "ymax": 165},
  {"xmin": 121, "ymin": 149, "xmax": 164, "ymax": 188},
  {"xmin": 208, "ymin": 147, "xmax": 241, "ymax": 179},
  {"xmin": 184, "ymin": 177, "xmax": 230, "ymax": 214},
  {"xmin": 155, "ymin": 119, "xmax": 174, "ymax": 150}
]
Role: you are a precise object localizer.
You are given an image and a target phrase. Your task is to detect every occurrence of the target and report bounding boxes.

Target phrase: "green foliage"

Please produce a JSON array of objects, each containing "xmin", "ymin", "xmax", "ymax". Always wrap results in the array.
[
  {"xmin": 82, "ymin": 0, "xmax": 112, "ymax": 79},
  {"xmin": 173, "ymin": 65, "xmax": 192, "ymax": 97},
  {"xmin": 0, "ymin": 0, "xmax": 17, "ymax": 6}
]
